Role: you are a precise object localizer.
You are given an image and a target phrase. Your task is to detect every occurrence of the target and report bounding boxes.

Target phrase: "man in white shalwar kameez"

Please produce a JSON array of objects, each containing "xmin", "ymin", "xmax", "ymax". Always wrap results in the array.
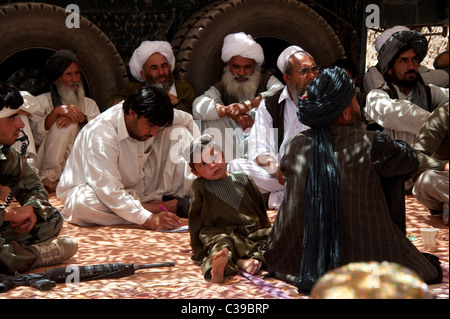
[
  {"xmin": 193, "ymin": 32, "xmax": 283, "ymax": 161},
  {"xmin": 364, "ymin": 27, "xmax": 449, "ymax": 146},
  {"xmin": 228, "ymin": 46, "xmax": 317, "ymax": 209},
  {"xmin": 57, "ymin": 85, "xmax": 199, "ymax": 231},
  {"xmin": 30, "ymin": 50, "xmax": 100, "ymax": 192}
]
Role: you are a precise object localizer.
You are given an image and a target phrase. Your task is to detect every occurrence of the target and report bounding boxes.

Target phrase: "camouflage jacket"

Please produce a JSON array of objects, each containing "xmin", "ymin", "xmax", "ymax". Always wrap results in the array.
[{"xmin": 0, "ymin": 146, "xmax": 53, "ymax": 225}]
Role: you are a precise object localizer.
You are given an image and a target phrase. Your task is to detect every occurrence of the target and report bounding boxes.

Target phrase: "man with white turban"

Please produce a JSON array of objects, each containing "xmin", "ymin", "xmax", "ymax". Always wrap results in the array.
[
  {"xmin": 364, "ymin": 27, "xmax": 448, "ymax": 146},
  {"xmin": 108, "ymin": 41, "xmax": 196, "ymax": 114},
  {"xmin": 228, "ymin": 46, "xmax": 318, "ymax": 209},
  {"xmin": 29, "ymin": 49, "xmax": 100, "ymax": 193},
  {"xmin": 193, "ymin": 32, "xmax": 283, "ymax": 161}
]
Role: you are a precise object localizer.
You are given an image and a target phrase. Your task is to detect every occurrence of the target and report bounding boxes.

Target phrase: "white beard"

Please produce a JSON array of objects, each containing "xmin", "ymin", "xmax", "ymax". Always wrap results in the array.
[
  {"xmin": 57, "ymin": 82, "xmax": 86, "ymax": 111},
  {"xmin": 221, "ymin": 66, "xmax": 261, "ymax": 101}
]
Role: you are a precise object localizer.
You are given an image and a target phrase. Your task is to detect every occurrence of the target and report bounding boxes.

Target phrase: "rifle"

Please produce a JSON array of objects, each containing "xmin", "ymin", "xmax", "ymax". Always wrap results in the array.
[{"xmin": 0, "ymin": 261, "xmax": 175, "ymax": 292}]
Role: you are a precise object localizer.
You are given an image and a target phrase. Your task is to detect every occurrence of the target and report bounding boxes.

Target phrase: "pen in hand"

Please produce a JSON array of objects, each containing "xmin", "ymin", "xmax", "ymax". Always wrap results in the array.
[{"xmin": 160, "ymin": 204, "xmax": 182, "ymax": 226}]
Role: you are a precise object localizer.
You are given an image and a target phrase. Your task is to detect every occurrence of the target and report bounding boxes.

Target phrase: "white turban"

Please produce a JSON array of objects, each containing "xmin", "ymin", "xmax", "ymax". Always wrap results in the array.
[
  {"xmin": 221, "ymin": 32, "xmax": 264, "ymax": 66},
  {"xmin": 277, "ymin": 45, "xmax": 304, "ymax": 73},
  {"xmin": 375, "ymin": 26, "xmax": 410, "ymax": 53},
  {"xmin": 129, "ymin": 41, "xmax": 176, "ymax": 82}
]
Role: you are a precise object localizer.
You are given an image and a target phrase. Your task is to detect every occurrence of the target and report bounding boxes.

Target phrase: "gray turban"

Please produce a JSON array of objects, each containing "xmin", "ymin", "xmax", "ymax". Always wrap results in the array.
[
  {"xmin": 377, "ymin": 27, "xmax": 428, "ymax": 75},
  {"xmin": 129, "ymin": 41, "xmax": 176, "ymax": 82},
  {"xmin": 221, "ymin": 32, "xmax": 264, "ymax": 66}
]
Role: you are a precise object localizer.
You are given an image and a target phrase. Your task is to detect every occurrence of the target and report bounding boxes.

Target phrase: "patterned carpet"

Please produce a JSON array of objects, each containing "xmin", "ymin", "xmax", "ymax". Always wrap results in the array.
[{"xmin": 1, "ymin": 194, "xmax": 448, "ymax": 300}]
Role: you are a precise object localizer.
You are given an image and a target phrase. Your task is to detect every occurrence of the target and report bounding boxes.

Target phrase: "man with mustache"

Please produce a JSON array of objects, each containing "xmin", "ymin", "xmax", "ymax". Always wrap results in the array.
[
  {"xmin": 29, "ymin": 50, "xmax": 100, "ymax": 192},
  {"xmin": 365, "ymin": 27, "xmax": 448, "ymax": 146},
  {"xmin": 264, "ymin": 67, "xmax": 442, "ymax": 293},
  {"xmin": 57, "ymin": 85, "xmax": 199, "ymax": 229},
  {"xmin": 193, "ymin": 32, "xmax": 283, "ymax": 161},
  {"xmin": 228, "ymin": 46, "xmax": 318, "ymax": 209},
  {"xmin": 108, "ymin": 41, "xmax": 196, "ymax": 115}
]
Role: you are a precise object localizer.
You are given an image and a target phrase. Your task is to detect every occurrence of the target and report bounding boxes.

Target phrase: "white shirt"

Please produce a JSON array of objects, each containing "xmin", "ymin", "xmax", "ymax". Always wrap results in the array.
[
  {"xmin": 248, "ymin": 85, "xmax": 310, "ymax": 162},
  {"xmin": 57, "ymin": 103, "xmax": 197, "ymax": 225},
  {"xmin": 365, "ymin": 84, "xmax": 449, "ymax": 144},
  {"xmin": 30, "ymin": 92, "xmax": 100, "ymax": 146}
]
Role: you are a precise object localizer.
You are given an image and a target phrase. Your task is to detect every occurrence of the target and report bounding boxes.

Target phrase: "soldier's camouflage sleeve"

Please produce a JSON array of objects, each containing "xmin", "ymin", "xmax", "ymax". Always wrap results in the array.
[{"xmin": 1, "ymin": 147, "xmax": 54, "ymax": 222}]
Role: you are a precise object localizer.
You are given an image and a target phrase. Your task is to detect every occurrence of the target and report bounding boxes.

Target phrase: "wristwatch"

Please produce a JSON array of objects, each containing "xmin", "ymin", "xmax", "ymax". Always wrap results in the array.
[{"xmin": 244, "ymin": 100, "xmax": 252, "ymax": 110}]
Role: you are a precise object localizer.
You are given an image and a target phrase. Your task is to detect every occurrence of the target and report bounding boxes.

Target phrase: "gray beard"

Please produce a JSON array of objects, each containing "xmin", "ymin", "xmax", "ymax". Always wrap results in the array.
[
  {"xmin": 145, "ymin": 73, "xmax": 174, "ymax": 92},
  {"xmin": 221, "ymin": 66, "xmax": 261, "ymax": 101},
  {"xmin": 57, "ymin": 82, "xmax": 86, "ymax": 111}
]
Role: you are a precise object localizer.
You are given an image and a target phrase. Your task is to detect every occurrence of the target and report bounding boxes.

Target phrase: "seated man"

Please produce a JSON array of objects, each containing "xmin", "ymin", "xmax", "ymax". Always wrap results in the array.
[
  {"xmin": 1, "ymin": 82, "xmax": 77, "ymax": 275},
  {"xmin": 30, "ymin": 50, "xmax": 100, "ymax": 192},
  {"xmin": 193, "ymin": 32, "xmax": 283, "ymax": 161},
  {"xmin": 228, "ymin": 46, "xmax": 317, "ymax": 208},
  {"xmin": 364, "ymin": 27, "xmax": 448, "ymax": 145},
  {"xmin": 107, "ymin": 40, "xmax": 196, "ymax": 114},
  {"xmin": 264, "ymin": 67, "xmax": 442, "ymax": 293},
  {"xmin": 57, "ymin": 85, "xmax": 199, "ymax": 230},
  {"xmin": 364, "ymin": 26, "xmax": 449, "ymax": 91},
  {"xmin": 412, "ymin": 102, "xmax": 449, "ymax": 225}
]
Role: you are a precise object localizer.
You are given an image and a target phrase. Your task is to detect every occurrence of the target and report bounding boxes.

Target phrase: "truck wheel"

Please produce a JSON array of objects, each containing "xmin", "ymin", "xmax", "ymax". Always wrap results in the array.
[
  {"xmin": 174, "ymin": 0, "xmax": 345, "ymax": 95},
  {"xmin": 0, "ymin": 2, "xmax": 127, "ymax": 111}
]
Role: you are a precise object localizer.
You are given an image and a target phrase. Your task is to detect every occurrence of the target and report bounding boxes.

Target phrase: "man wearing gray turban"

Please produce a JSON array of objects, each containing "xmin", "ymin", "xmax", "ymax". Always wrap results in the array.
[
  {"xmin": 264, "ymin": 67, "xmax": 442, "ymax": 293},
  {"xmin": 364, "ymin": 27, "xmax": 448, "ymax": 146},
  {"xmin": 364, "ymin": 26, "xmax": 448, "ymax": 91},
  {"xmin": 193, "ymin": 32, "xmax": 283, "ymax": 161},
  {"xmin": 29, "ymin": 49, "xmax": 100, "ymax": 192},
  {"xmin": 108, "ymin": 41, "xmax": 196, "ymax": 115}
]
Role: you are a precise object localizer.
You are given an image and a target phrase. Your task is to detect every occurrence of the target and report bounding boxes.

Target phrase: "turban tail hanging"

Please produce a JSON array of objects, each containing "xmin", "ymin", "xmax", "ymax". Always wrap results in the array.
[{"xmin": 296, "ymin": 67, "xmax": 355, "ymax": 292}]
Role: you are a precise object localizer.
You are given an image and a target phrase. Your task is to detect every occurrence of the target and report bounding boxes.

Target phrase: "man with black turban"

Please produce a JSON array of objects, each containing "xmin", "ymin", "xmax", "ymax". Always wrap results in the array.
[
  {"xmin": 29, "ymin": 49, "xmax": 100, "ymax": 192},
  {"xmin": 264, "ymin": 67, "xmax": 442, "ymax": 293},
  {"xmin": 364, "ymin": 27, "xmax": 448, "ymax": 146}
]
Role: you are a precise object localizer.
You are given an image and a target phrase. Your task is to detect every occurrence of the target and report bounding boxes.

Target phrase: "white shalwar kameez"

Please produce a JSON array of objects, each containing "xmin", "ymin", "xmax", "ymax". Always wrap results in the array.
[
  {"xmin": 192, "ymin": 75, "xmax": 283, "ymax": 161},
  {"xmin": 228, "ymin": 86, "xmax": 309, "ymax": 209},
  {"xmin": 56, "ymin": 103, "xmax": 199, "ymax": 226},
  {"xmin": 365, "ymin": 84, "xmax": 448, "ymax": 145},
  {"xmin": 30, "ymin": 92, "xmax": 100, "ymax": 182}
]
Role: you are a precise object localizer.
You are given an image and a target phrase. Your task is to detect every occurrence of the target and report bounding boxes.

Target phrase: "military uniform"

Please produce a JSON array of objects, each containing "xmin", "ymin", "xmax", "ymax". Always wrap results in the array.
[{"xmin": 0, "ymin": 146, "xmax": 63, "ymax": 274}]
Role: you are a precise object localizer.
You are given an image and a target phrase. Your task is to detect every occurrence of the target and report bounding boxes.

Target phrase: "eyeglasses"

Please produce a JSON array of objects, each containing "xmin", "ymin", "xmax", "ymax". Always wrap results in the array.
[{"xmin": 297, "ymin": 65, "xmax": 321, "ymax": 75}]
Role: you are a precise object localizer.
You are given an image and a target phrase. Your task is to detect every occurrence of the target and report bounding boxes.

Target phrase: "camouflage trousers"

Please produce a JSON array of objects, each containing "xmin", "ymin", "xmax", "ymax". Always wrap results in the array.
[{"xmin": 0, "ymin": 207, "xmax": 63, "ymax": 274}]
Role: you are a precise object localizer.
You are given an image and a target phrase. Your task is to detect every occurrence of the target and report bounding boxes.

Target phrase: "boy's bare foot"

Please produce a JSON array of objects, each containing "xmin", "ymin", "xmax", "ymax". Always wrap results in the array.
[
  {"xmin": 211, "ymin": 248, "xmax": 229, "ymax": 283},
  {"xmin": 42, "ymin": 178, "xmax": 58, "ymax": 193},
  {"xmin": 237, "ymin": 258, "xmax": 261, "ymax": 275}
]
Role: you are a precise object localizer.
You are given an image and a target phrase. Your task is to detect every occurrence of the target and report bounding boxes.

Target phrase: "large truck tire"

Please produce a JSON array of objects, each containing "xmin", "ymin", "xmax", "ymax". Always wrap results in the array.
[
  {"xmin": 174, "ymin": 0, "xmax": 345, "ymax": 95},
  {"xmin": 0, "ymin": 2, "xmax": 128, "ymax": 111}
]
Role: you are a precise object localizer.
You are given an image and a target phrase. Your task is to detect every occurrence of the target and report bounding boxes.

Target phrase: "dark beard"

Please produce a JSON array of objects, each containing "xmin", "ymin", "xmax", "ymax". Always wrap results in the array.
[
  {"xmin": 350, "ymin": 108, "xmax": 366, "ymax": 130},
  {"xmin": 392, "ymin": 70, "xmax": 418, "ymax": 89}
]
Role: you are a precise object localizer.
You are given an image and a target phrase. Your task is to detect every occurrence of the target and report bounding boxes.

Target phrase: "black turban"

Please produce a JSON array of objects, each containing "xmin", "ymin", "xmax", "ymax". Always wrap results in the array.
[
  {"xmin": 295, "ymin": 67, "xmax": 355, "ymax": 293},
  {"xmin": 45, "ymin": 49, "xmax": 80, "ymax": 82}
]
